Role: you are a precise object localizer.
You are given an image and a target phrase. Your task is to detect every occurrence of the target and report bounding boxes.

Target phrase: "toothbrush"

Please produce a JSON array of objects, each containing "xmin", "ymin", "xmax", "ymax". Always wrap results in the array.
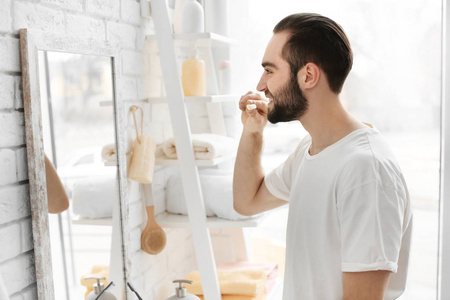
[{"xmin": 246, "ymin": 104, "xmax": 257, "ymax": 110}]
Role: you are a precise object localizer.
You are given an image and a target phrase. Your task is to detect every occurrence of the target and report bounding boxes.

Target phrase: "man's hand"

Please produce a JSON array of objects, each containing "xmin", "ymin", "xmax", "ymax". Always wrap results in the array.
[{"xmin": 239, "ymin": 91, "xmax": 269, "ymax": 133}]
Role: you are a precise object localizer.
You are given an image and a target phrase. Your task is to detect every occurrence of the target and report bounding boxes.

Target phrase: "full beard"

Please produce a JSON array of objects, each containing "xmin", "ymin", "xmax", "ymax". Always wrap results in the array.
[{"xmin": 267, "ymin": 74, "xmax": 308, "ymax": 124}]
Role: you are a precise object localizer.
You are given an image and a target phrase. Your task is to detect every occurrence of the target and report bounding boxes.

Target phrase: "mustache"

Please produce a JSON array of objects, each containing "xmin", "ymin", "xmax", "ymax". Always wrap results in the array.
[{"xmin": 265, "ymin": 90, "xmax": 273, "ymax": 98}]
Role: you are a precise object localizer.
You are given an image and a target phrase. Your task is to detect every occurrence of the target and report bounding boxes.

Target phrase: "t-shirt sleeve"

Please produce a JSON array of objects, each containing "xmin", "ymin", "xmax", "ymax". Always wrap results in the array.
[
  {"xmin": 264, "ymin": 161, "xmax": 292, "ymax": 201},
  {"xmin": 264, "ymin": 136, "xmax": 310, "ymax": 201},
  {"xmin": 338, "ymin": 181, "xmax": 407, "ymax": 273}
]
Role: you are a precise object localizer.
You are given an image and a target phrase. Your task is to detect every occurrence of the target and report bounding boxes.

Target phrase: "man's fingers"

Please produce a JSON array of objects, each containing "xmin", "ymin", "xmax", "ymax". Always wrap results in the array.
[
  {"xmin": 246, "ymin": 99, "xmax": 268, "ymax": 114},
  {"xmin": 239, "ymin": 92, "xmax": 266, "ymax": 110}
]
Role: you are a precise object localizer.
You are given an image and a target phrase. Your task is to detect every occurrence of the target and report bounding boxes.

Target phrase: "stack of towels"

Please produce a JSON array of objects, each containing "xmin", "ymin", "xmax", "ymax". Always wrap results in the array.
[
  {"xmin": 161, "ymin": 133, "xmax": 238, "ymax": 160},
  {"xmin": 185, "ymin": 262, "xmax": 278, "ymax": 300},
  {"xmin": 72, "ymin": 176, "xmax": 117, "ymax": 219},
  {"xmin": 166, "ymin": 168, "xmax": 251, "ymax": 221}
]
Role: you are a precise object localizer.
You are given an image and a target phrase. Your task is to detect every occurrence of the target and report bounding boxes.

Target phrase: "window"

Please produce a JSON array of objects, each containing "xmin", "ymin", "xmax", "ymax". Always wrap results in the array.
[{"xmin": 231, "ymin": 0, "xmax": 442, "ymax": 298}]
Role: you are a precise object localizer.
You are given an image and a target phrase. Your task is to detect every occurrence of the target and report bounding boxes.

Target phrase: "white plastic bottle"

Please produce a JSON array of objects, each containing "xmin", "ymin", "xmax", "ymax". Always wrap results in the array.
[
  {"xmin": 85, "ymin": 277, "xmax": 117, "ymax": 300},
  {"xmin": 173, "ymin": 0, "xmax": 186, "ymax": 34},
  {"xmin": 204, "ymin": 0, "xmax": 229, "ymax": 36},
  {"xmin": 181, "ymin": 0, "xmax": 204, "ymax": 33},
  {"xmin": 166, "ymin": 280, "xmax": 201, "ymax": 300}
]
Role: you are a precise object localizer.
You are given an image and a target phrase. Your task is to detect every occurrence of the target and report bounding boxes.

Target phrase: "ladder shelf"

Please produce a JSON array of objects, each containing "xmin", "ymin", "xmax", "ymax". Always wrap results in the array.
[
  {"xmin": 156, "ymin": 212, "xmax": 266, "ymax": 229},
  {"xmin": 100, "ymin": 95, "xmax": 238, "ymax": 106},
  {"xmin": 146, "ymin": 32, "xmax": 238, "ymax": 48},
  {"xmin": 148, "ymin": 1, "xmax": 245, "ymax": 299}
]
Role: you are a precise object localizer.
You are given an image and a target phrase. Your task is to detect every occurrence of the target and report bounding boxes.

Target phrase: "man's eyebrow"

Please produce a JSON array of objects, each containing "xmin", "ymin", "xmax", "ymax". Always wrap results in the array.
[{"xmin": 262, "ymin": 62, "xmax": 278, "ymax": 69}]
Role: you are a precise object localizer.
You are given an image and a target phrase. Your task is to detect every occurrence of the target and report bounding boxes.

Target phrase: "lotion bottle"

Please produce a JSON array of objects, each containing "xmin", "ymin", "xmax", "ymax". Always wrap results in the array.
[
  {"xmin": 85, "ymin": 276, "xmax": 117, "ymax": 300},
  {"xmin": 182, "ymin": 47, "xmax": 206, "ymax": 96}
]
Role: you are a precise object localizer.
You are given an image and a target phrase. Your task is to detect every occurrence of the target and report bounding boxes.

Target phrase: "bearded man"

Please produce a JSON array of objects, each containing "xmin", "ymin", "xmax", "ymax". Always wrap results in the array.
[{"xmin": 233, "ymin": 13, "xmax": 412, "ymax": 300}]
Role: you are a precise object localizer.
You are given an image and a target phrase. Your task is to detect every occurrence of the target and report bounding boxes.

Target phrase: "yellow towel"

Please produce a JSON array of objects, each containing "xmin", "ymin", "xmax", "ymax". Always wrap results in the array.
[
  {"xmin": 197, "ymin": 292, "xmax": 265, "ymax": 300},
  {"xmin": 186, "ymin": 270, "xmax": 267, "ymax": 296}
]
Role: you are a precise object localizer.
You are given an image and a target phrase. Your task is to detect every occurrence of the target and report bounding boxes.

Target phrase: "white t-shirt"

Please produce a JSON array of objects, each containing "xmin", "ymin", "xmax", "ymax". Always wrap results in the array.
[{"xmin": 265, "ymin": 127, "xmax": 412, "ymax": 300}]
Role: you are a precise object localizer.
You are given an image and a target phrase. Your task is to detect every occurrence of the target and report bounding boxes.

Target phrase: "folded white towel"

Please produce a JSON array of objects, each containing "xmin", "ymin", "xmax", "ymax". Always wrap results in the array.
[
  {"xmin": 162, "ymin": 134, "xmax": 238, "ymax": 160},
  {"xmin": 72, "ymin": 176, "xmax": 117, "ymax": 219},
  {"xmin": 166, "ymin": 168, "xmax": 251, "ymax": 220},
  {"xmin": 101, "ymin": 143, "xmax": 117, "ymax": 162}
]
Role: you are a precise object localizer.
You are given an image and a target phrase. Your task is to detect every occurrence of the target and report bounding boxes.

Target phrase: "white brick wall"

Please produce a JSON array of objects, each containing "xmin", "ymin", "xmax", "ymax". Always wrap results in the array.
[
  {"xmin": 0, "ymin": 149, "xmax": 16, "ymax": 185},
  {"xmin": 66, "ymin": 14, "xmax": 105, "ymax": 40},
  {"xmin": 0, "ymin": 0, "xmax": 12, "ymax": 32},
  {"xmin": 107, "ymin": 21, "xmax": 137, "ymax": 49},
  {"xmin": 86, "ymin": 0, "xmax": 120, "ymax": 19},
  {"xmin": 1, "ymin": 1, "xmax": 239, "ymax": 299},
  {"xmin": 0, "ymin": 74, "xmax": 15, "ymax": 109},
  {"xmin": 0, "ymin": 37, "xmax": 21, "ymax": 72},
  {"xmin": 40, "ymin": 0, "xmax": 83, "ymax": 12},
  {"xmin": 0, "ymin": 0, "xmax": 186, "ymax": 299},
  {"xmin": 13, "ymin": 2, "xmax": 65, "ymax": 34},
  {"xmin": 0, "ymin": 111, "xmax": 25, "ymax": 148}
]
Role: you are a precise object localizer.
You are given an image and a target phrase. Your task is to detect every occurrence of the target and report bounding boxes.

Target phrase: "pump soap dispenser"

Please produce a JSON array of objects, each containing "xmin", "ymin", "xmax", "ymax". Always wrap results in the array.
[
  {"xmin": 182, "ymin": 47, "xmax": 206, "ymax": 97},
  {"xmin": 166, "ymin": 280, "xmax": 201, "ymax": 300},
  {"xmin": 85, "ymin": 276, "xmax": 117, "ymax": 300}
]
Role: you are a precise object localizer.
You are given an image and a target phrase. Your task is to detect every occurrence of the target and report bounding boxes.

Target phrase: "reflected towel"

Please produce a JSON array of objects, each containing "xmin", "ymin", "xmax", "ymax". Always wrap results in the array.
[
  {"xmin": 162, "ymin": 134, "xmax": 238, "ymax": 160},
  {"xmin": 101, "ymin": 143, "xmax": 117, "ymax": 162},
  {"xmin": 217, "ymin": 262, "xmax": 278, "ymax": 294},
  {"xmin": 185, "ymin": 269, "xmax": 267, "ymax": 296},
  {"xmin": 72, "ymin": 176, "xmax": 117, "ymax": 219},
  {"xmin": 197, "ymin": 292, "xmax": 265, "ymax": 300},
  {"xmin": 101, "ymin": 142, "xmax": 133, "ymax": 167}
]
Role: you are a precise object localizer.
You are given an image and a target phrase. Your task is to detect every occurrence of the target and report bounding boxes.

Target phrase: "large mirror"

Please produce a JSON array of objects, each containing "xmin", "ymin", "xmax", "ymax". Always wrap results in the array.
[{"xmin": 20, "ymin": 29, "xmax": 130, "ymax": 299}]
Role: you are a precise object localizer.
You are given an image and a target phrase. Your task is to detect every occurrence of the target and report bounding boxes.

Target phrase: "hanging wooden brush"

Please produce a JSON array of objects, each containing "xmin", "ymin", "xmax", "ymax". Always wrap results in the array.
[{"xmin": 141, "ymin": 183, "xmax": 167, "ymax": 255}]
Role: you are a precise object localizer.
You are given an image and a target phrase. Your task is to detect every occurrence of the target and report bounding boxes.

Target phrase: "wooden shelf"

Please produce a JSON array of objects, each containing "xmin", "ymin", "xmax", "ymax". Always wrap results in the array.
[
  {"xmin": 100, "ymin": 95, "xmax": 238, "ymax": 107},
  {"xmin": 155, "ymin": 155, "xmax": 232, "ymax": 166},
  {"xmin": 146, "ymin": 32, "xmax": 238, "ymax": 47},
  {"xmin": 155, "ymin": 211, "xmax": 266, "ymax": 228},
  {"xmin": 72, "ymin": 216, "xmax": 112, "ymax": 226},
  {"xmin": 148, "ymin": 95, "xmax": 239, "ymax": 104}
]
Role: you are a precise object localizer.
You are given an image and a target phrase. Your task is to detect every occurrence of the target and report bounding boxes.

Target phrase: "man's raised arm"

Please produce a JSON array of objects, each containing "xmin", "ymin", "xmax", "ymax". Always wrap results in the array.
[{"xmin": 233, "ymin": 92, "xmax": 286, "ymax": 216}]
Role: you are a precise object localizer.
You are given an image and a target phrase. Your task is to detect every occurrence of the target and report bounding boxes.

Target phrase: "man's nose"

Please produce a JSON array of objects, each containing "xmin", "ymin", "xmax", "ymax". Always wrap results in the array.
[{"xmin": 256, "ymin": 75, "xmax": 267, "ymax": 92}]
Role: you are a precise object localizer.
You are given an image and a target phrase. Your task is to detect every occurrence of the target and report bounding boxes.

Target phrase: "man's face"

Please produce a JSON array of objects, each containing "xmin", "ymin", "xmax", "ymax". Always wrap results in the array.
[{"xmin": 257, "ymin": 32, "xmax": 309, "ymax": 123}]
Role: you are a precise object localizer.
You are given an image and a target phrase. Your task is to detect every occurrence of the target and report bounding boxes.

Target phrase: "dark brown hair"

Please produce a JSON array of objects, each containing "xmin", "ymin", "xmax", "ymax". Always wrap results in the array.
[{"xmin": 273, "ymin": 13, "xmax": 353, "ymax": 94}]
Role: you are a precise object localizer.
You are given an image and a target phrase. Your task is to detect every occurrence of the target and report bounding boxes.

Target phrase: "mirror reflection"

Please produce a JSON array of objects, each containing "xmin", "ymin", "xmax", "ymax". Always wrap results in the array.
[{"xmin": 38, "ymin": 50, "xmax": 122, "ymax": 299}]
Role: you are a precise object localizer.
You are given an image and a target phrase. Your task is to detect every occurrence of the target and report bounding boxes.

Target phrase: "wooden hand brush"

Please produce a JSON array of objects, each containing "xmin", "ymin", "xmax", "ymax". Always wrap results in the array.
[{"xmin": 141, "ymin": 183, "xmax": 167, "ymax": 254}]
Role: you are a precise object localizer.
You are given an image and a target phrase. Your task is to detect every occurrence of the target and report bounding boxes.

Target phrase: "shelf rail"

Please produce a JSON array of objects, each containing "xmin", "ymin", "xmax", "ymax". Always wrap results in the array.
[{"xmin": 149, "ymin": 0, "xmax": 222, "ymax": 299}]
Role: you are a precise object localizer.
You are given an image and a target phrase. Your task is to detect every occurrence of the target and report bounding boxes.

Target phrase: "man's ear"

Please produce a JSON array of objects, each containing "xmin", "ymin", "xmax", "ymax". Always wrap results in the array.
[{"xmin": 298, "ymin": 63, "xmax": 320, "ymax": 90}]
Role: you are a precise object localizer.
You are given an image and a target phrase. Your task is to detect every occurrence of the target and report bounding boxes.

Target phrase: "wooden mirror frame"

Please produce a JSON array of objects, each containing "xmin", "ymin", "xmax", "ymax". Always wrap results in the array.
[{"xmin": 19, "ymin": 28, "xmax": 130, "ymax": 299}]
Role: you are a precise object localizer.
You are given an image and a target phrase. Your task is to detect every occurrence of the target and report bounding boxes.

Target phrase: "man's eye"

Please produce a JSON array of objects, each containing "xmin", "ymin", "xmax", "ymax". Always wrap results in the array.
[{"xmin": 265, "ymin": 69, "xmax": 272, "ymax": 74}]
